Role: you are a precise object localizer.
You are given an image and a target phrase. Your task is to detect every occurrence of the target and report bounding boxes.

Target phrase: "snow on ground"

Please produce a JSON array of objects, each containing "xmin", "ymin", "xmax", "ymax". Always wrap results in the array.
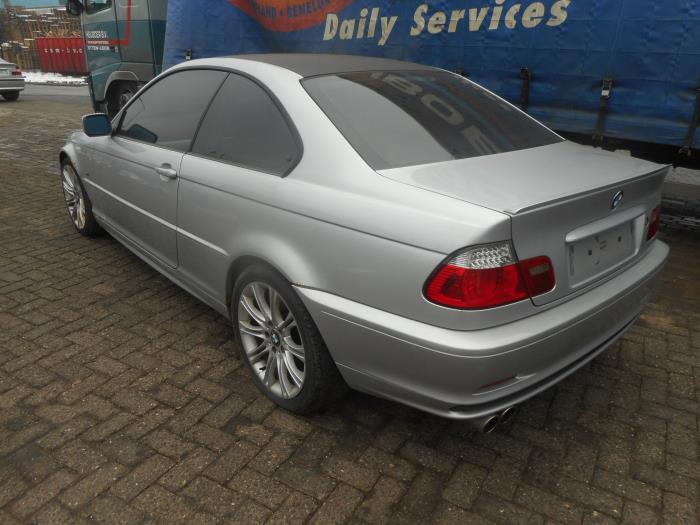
[
  {"xmin": 23, "ymin": 71, "xmax": 87, "ymax": 86},
  {"xmin": 667, "ymin": 165, "xmax": 700, "ymax": 186}
]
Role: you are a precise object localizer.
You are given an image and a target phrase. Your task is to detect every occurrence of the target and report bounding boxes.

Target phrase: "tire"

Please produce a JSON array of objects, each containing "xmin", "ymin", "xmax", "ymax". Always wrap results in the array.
[
  {"xmin": 106, "ymin": 81, "xmax": 137, "ymax": 118},
  {"xmin": 232, "ymin": 264, "xmax": 345, "ymax": 414},
  {"xmin": 60, "ymin": 159, "xmax": 103, "ymax": 237},
  {"xmin": 2, "ymin": 91, "xmax": 20, "ymax": 101}
]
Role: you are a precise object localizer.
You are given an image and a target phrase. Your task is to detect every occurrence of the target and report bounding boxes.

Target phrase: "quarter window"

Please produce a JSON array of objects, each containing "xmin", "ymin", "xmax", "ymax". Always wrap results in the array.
[
  {"xmin": 118, "ymin": 69, "xmax": 227, "ymax": 152},
  {"xmin": 192, "ymin": 74, "xmax": 299, "ymax": 175}
]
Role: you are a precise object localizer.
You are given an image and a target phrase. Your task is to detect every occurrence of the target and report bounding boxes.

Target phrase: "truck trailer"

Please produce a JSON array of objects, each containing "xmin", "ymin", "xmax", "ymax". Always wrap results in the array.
[{"xmin": 67, "ymin": 0, "xmax": 700, "ymax": 165}]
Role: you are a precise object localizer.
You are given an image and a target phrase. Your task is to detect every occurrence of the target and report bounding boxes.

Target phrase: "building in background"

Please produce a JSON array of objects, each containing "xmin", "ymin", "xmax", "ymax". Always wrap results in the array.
[
  {"xmin": 0, "ymin": 1, "xmax": 67, "ymax": 7},
  {"xmin": 0, "ymin": 0, "xmax": 81, "ymax": 72}
]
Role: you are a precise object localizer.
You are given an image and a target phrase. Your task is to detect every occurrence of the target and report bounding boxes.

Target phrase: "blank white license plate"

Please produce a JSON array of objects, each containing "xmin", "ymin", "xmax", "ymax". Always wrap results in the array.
[
  {"xmin": 568, "ymin": 221, "xmax": 635, "ymax": 285},
  {"xmin": 0, "ymin": 69, "xmax": 10, "ymax": 76}
]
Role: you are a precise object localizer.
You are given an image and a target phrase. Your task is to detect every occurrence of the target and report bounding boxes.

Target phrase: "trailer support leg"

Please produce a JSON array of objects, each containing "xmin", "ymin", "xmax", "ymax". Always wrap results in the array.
[
  {"xmin": 593, "ymin": 78, "xmax": 613, "ymax": 145},
  {"xmin": 679, "ymin": 87, "xmax": 700, "ymax": 157},
  {"xmin": 520, "ymin": 68, "xmax": 531, "ymax": 112}
]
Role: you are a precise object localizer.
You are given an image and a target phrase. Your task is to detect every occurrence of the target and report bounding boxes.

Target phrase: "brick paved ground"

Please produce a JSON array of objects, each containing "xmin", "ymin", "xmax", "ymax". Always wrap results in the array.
[{"xmin": 1, "ymin": 92, "xmax": 699, "ymax": 525}]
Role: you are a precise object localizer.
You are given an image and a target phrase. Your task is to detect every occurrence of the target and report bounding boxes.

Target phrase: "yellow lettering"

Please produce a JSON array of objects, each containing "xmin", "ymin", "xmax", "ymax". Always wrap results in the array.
[
  {"xmin": 522, "ymin": 2, "xmax": 545, "ymax": 28},
  {"xmin": 410, "ymin": 4, "xmax": 428, "ymax": 36},
  {"xmin": 547, "ymin": 0, "xmax": 570, "ymax": 27},
  {"xmin": 448, "ymin": 9, "xmax": 466, "ymax": 32},
  {"xmin": 427, "ymin": 11, "xmax": 447, "ymax": 34},
  {"xmin": 468, "ymin": 7, "xmax": 490, "ymax": 31},
  {"xmin": 505, "ymin": 4, "xmax": 521, "ymax": 29}
]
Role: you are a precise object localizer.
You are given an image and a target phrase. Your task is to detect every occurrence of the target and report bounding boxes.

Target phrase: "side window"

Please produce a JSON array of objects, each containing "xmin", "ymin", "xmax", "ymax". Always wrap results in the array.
[
  {"xmin": 85, "ymin": 0, "xmax": 112, "ymax": 14},
  {"xmin": 192, "ymin": 73, "xmax": 299, "ymax": 175},
  {"xmin": 118, "ymin": 69, "xmax": 227, "ymax": 151}
]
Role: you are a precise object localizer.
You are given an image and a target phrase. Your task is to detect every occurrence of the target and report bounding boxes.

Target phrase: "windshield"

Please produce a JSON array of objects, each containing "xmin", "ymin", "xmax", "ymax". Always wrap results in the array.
[{"xmin": 302, "ymin": 70, "xmax": 562, "ymax": 170}]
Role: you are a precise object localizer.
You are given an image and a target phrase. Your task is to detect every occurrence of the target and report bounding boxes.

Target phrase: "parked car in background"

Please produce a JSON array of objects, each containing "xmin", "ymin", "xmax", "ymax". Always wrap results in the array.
[
  {"xmin": 59, "ymin": 55, "xmax": 669, "ymax": 431},
  {"xmin": 0, "ymin": 58, "xmax": 24, "ymax": 101}
]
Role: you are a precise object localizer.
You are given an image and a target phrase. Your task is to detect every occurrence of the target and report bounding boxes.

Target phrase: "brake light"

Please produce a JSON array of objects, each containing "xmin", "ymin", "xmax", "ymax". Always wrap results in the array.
[
  {"xmin": 12, "ymin": 66, "xmax": 21, "ymax": 76},
  {"xmin": 424, "ymin": 242, "xmax": 555, "ymax": 309},
  {"xmin": 647, "ymin": 206, "xmax": 660, "ymax": 240}
]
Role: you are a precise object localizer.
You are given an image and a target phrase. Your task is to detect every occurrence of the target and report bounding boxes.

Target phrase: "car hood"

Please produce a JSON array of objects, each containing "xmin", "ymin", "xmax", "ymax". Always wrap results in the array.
[{"xmin": 377, "ymin": 140, "xmax": 667, "ymax": 214}]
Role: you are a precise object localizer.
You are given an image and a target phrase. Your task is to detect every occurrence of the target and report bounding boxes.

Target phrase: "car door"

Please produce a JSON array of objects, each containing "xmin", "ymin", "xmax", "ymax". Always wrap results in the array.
[
  {"xmin": 177, "ymin": 73, "xmax": 302, "ymax": 304},
  {"xmin": 86, "ymin": 68, "xmax": 227, "ymax": 268}
]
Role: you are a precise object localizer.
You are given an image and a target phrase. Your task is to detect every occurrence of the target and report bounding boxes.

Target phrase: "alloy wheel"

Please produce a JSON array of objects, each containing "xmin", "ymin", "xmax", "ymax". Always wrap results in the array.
[
  {"xmin": 61, "ymin": 164, "xmax": 86, "ymax": 230},
  {"xmin": 237, "ymin": 282, "xmax": 306, "ymax": 399}
]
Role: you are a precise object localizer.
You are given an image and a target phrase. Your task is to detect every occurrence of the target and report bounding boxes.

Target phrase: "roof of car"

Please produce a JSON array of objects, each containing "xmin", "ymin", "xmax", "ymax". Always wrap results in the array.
[{"xmin": 232, "ymin": 53, "xmax": 435, "ymax": 77}]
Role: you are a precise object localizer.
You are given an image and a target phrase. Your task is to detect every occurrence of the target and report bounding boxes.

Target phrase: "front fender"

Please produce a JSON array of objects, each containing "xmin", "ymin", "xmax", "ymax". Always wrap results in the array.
[
  {"xmin": 59, "ymin": 138, "xmax": 81, "ymax": 172},
  {"xmin": 59, "ymin": 133, "xmax": 92, "ymax": 189}
]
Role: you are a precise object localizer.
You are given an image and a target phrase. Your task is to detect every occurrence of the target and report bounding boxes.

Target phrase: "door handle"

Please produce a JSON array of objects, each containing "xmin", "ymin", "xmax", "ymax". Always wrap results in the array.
[{"xmin": 155, "ymin": 164, "xmax": 178, "ymax": 179}]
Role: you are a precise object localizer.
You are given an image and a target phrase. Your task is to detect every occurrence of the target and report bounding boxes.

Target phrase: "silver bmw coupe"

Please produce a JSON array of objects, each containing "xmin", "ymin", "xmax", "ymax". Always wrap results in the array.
[{"xmin": 60, "ymin": 54, "xmax": 668, "ymax": 430}]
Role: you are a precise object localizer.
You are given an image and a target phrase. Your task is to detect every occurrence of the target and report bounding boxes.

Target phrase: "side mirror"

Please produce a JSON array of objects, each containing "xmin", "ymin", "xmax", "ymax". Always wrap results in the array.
[
  {"xmin": 66, "ymin": 0, "xmax": 84, "ymax": 16},
  {"xmin": 82, "ymin": 113, "xmax": 113, "ymax": 137}
]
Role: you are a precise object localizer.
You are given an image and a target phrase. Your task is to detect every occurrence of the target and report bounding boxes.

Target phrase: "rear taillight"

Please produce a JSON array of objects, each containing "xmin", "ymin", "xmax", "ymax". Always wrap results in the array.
[
  {"xmin": 424, "ymin": 242, "xmax": 555, "ymax": 310},
  {"xmin": 647, "ymin": 206, "xmax": 661, "ymax": 240},
  {"xmin": 12, "ymin": 66, "xmax": 22, "ymax": 76},
  {"xmin": 519, "ymin": 255, "xmax": 556, "ymax": 297}
]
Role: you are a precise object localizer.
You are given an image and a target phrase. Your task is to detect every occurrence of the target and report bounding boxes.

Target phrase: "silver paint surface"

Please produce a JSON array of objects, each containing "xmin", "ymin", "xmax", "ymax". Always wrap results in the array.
[{"xmin": 60, "ymin": 56, "xmax": 669, "ymax": 418}]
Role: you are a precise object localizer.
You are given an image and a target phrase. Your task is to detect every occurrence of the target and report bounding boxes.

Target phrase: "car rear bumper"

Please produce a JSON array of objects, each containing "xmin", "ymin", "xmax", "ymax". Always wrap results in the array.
[
  {"xmin": 0, "ymin": 78, "xmax": 25, "ymax": 91},
  {"xmin": 296, "ymin": 239, "xmax": 669, "ymax": 419}
]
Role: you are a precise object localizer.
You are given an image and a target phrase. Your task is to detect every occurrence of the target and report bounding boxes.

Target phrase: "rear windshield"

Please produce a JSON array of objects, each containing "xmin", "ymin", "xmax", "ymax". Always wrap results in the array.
[{"xmin": 302, "ymin": 70, "xmax": 562, "ymax": 170}]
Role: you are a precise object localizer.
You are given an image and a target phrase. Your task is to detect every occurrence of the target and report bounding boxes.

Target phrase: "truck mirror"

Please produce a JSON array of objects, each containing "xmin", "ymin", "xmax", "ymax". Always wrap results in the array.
[
  {"xmin": 66, "ymin": 0, "xmax": 84, "ymax": 16},
  {"xmin": 82, "ymin": 114, "xmax": 113, "ymax": 137}
]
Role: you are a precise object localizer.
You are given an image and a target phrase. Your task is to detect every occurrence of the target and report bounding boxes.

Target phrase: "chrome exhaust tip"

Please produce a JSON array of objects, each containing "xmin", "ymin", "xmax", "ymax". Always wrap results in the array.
[
  {"xmin": 482, "ymin": 415, "xmax": 499, "ymax": 433},
  {"xmin": 471, "ymin": 414, "xmax": 500, "ymax": 433},
  {"xmin": 499, "ymin": 406, "xmax": 518, "ymax": 425},
  {"xmin": 465, "ymin": 405, "xmax": 520, "ymax": 433}
]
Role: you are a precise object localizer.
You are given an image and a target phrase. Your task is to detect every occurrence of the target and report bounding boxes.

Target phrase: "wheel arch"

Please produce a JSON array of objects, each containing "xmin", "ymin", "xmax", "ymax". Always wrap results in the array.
[
  {"xmin": 104, "ymin": 71, "xmax": 139, "ymax": 97},
  {"xmin": 103, "ymin": 73, "xmax": 140, "ymax": 117},
  {"xmin": 89, "ymin": 68, "xmax": 140, "ymax": 106},
  {"xmin": 59, "ymin": 143, "xmax": 81, "ymax": 174},
  {"xmin": 224, "ymin": 241, "xmax": 320, "ymax": 314},
  {"xmin": 225, "ymin": 255, "xmax": 293, "ymax": 311}
]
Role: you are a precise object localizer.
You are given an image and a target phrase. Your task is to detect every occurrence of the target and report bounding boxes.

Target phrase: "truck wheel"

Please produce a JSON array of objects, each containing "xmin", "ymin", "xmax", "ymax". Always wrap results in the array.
[
  {"xmin": 107, "ymin": 81, "xmax": 137, "ymax": 118},
  {"xmin": 2, "ymin": 91, "xmax": 20, "ymax": 101}
]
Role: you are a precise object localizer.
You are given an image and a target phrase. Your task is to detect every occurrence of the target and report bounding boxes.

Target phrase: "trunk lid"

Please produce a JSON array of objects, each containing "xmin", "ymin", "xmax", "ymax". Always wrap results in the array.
[{"xmin": 379, "ymin": 141, "xmax": 668, "ymax": 305}]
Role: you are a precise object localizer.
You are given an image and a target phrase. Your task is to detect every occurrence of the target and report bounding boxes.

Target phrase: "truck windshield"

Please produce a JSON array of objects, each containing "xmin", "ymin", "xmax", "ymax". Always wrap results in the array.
[
  {"xmin": 85, "ymin": 0, "xmax": 112, "ymax": 14},
  {"xmin": 302, "ymin": 70, "xmax": 562, "ymax": 170}
]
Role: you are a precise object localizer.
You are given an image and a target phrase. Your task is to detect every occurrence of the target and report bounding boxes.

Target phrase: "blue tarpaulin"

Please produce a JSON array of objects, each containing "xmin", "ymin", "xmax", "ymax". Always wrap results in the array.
[{"xmin": 164, "ymin": 0, "xmax": 700, "ymax": 150}]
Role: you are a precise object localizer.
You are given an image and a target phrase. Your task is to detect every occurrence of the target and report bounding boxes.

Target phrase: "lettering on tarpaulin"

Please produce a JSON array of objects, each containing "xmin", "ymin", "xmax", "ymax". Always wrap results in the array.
[{"xmin": 323, "ymin": 0, "xmax": 571, "ymax": 46}]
